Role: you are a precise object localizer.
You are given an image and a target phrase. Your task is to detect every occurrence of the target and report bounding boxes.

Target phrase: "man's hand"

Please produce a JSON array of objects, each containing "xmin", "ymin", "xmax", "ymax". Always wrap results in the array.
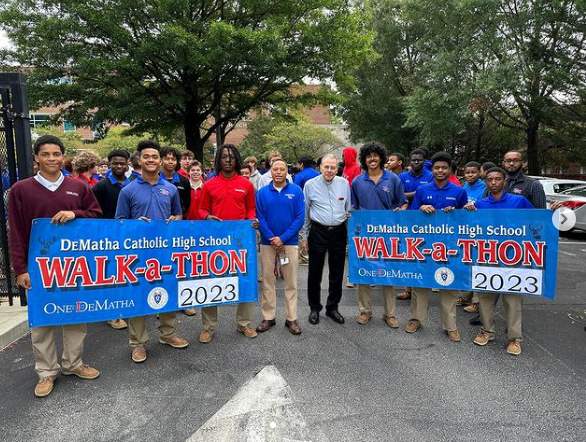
[
  {"xmin": 442, "ymin": 206, "xmax": 456, "ymax": 212},
  {"xmin": 419, "ymin": 205, "xmax": 436, "ymax": 214},
  {"xmin": 549, "ymin": 201, "xmax": 564, "ymax": 211},
  {"xmin": 393, "ymin": 204, "xmax": 408, "ymax": 212},
  {"xmin": 17, "ymin": 273, "xmax": 31, "ymax": 289},
  {"xmin": 270, "ymin": 237, "xmax": 284, "ymax": 250},
  {"xmin": 166, "ymin": 215, "xmax": 181, "ymax": 223},
  {"xmin": 206, "ymin": 214, "xmax": 222, "ymax": 221},
  {"xmin": 464, "ymin": 202, "xmax": 477, "ymax": 211},
  {"xmin": 252, "ymin": 219, "xmax": 260, "ymax": 229},
  {"xmin": 345, "ymin": 212, "xmax": 352, "ymax": 219},
  {"xmin": 138, "ymin": 216, "xmax": 151, "ymax": 223},
  {"xmin": 301, "ymin": 239, "xmax": 308, "ymax": 253},
  {"xmin": 51, "ymin": 211, "xmax": 75, "ymax": 225}
]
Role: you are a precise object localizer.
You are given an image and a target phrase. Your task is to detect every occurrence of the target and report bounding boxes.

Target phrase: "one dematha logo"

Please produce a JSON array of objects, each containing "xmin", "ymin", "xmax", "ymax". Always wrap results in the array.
[
  {"xmin": 147, "ymin": 287, "xmax": 168, "ymax": 310},
  {"xmin": 434, "ymin": 267, "xmax": 455, "ymax": 287}
]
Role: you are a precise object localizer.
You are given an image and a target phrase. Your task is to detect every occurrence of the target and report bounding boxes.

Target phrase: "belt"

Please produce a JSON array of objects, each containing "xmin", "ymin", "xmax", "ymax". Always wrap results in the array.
[{"xmin": 312, "ymin": 221, "xmax": 346, "ymax": 231}]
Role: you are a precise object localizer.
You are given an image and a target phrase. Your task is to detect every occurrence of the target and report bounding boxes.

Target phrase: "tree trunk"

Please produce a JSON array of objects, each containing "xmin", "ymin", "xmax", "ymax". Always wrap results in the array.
[
  {"xmin": 526, "ymin": 119, "xmax": 540, "ymax": 175},
  {"xmin": 183, "ymin": 112, "xmax": 205, "ymax": 162}
]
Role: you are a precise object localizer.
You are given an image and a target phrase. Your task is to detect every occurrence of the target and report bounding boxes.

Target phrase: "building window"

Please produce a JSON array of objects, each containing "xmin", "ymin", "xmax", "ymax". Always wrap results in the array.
[
  {"xmin": 63, "ymin": 120, "xmax": 76, "ymax": 132},
  {"xmin": 30, "ymin": 114, "xmax": 51, "ymax": 128}
]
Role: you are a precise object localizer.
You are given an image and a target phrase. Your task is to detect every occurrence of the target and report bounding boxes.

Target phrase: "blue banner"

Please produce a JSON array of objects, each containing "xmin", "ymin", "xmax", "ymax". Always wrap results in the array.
[
  {"xmin": 27, "ymin": 219, "xmax": 258, "ymax": 327},
  {"xmin": 348, "ymin": 209, "xmax": 558, "ymax": 299}
]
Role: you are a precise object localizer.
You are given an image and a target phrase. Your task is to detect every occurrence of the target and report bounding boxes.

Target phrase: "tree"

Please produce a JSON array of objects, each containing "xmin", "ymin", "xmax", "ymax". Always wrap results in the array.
[{"xmin": 0, "ymin": 0, "xmax": 369, "ymax": 161}]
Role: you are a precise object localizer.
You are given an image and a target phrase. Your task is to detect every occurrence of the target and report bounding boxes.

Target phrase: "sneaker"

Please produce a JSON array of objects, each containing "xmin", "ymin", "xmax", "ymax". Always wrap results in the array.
[
  {"xmin": 237, "ymin": 325, "xmax": 258, "ymax": 338},
  {"xmin": 108, "ymin": 319, "xmax": 128, "ymax": 330},
  {"xmin": 405, "ymin": 320, "xmax": 421, "ymax": 333},
  {"xmin": 183, "ymin": 308, "xmax": 197, "ymax": 316},
  {"xmin": 464, "ymin": 303, "xmax": 479, "ymax": 313},
  {"xmin": 446, "ymin": 330, "xmax": 461, "ymax": 342},
  {"xmin": 34, "ymin": 378, "xmax": 54, "ymax": 398},
  {"xmin": 62, "ymin": 364, "xmax": 100, "ymax": 379},
  {"xmin": 383, "ymin": 315, "xmax": 399, "ymax": 329},
  {"xmin": 506, "ymin": 340, "xmax": 522, "ymax": 356},
  {"xmin": 131, "ymin": 345, "xmax": 147, "ymax": 363},
  {"xmin": 199, "ymin": 330, "xmax": 212, "ymax": 344},
  {"xmin": 159, "ymin": 335, "xmax": 189, "ymax": 348},
  {"xmin": 356, "ymin": 312, "xmax": 372, "ymax": 324},
  {"xmin": 473, "ymin": 331, "xmax": 494, "ymax": 346}
]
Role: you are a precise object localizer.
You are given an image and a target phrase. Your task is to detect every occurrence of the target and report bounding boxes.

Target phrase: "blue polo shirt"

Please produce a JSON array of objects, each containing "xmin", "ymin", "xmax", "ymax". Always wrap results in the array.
[
  {"xmin": 115, "ymin": 175, "xmax": 182, "ymax": 220},
  {"xmin": 399, "ymin": 169, "xmax": 434, "ymax": 193},
  {"xmin": 294, "ymin": 167, "xmax": 319, "ymax": 190},
  {"xmin": 463, "ymin": 179, "xmax": 487, "ymax": 203},
  {"xmin": 108, "ymin": 173, "xmax": 130, "ymax": 188},
  {"xmin": 351, "ymin": 170, "xmax": 407, "ymax": 210},
  {"xmin": 424, "ymin": 160, "xmax": 433, "ymax": 171},
  {"xmin": 475, "ymin": 192, "xmax": 533, "ymax": 210},
  {"xmin": 256, "ymin": 182, "xmax": 305, "ymax": 246},
  {"xmin": 411, "ymin": 181, "xmax": 468, "ymax": 210}
]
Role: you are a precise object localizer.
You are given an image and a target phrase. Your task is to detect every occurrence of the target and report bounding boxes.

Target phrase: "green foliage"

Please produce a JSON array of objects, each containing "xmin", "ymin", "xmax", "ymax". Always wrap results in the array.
[
  {"xmin": 241, "ymin": 111, "xmax": 341, "ymax": 163},
  {"xmin": 0, "ymin": 0, "xmax": 370, "ymax": 161},
  {"xmin": 336, "ymin": 0, "xmax": 586, "ymax": 172}
]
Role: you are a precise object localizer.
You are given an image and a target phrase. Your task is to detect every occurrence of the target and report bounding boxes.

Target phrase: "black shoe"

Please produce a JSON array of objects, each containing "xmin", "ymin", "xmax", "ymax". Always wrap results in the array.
[
  {"xmin": 469, "ymin": 314, "xmax": 481, "ymax": 326},
  {"xmin": 326, "ymin": 310, "xmax": 345, "ymax": 324},
  {"xmin": 308, "ymin": 310, "xmax": 320, "ymax": 325}
]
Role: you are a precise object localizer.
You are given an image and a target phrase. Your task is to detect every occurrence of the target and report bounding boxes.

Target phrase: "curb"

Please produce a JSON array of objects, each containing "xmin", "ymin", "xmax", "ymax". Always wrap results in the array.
[{"xmin": 0, "ymin": 307, "xmax": 29, "ymax": 351}]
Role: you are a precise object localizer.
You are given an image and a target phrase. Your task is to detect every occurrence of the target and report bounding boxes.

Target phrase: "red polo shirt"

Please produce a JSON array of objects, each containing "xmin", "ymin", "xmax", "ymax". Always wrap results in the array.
[{"xmin": 198, "ymin": 173, "xmax": 256, "ymax": 220}]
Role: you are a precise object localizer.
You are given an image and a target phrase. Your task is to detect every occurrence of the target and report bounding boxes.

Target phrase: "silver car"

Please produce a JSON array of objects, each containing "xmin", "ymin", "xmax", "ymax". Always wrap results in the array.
[{"xmin": 548, "ymin": 184, "xmax": 586, "ymax": 232}]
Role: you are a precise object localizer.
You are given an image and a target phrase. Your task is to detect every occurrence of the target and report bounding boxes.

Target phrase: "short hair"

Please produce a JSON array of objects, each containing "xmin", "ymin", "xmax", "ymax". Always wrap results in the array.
[
  {"xmin": 504, "ymin": 150, "xmax": 523, "ymax": 158},
  {"xmin": 419, "ymin": 147, "xmax": 430, "ymax": 158},
  {"xmin": 214, "ymin": 144, "xmax": 243, "ymax": 174},
  {"xmin": 267, "ymin": 151, "xmax": 283, "ymax": 163},
  {"xmin": 63, "ymin": 157, "xmax": 74, "ymax": 173},
  {"xmin": 240, "ymin": 164, "xmax": 252, "ymax": 173},
  {"xmin": 485, "ymin": 167, "xmax": 507, "ymax": 179},
  {"xmin": 244, "ymin": 156, "xmax": 257, "ymax": 164},
  {"xmin": 297, "ymin": 156, "xmax": 314, "ymax": 168},
  {"xmin": 130, "ymin": 152, "xmax": 141, "ymax": 169},
  {"xmin": 359, "ymin": 142, "xmax": 387, "ymax": 170},
  {"xmin": 389, "ymin": 152, "xmax": 405, "ymax": 165},
  {"xmin": 271, "ymin": 158, "xmax": 288, "ymax": 169},
  {"xmin": 188, "ymin": 160, "xmax": 202, "ymax": 170},
  {"xmin": 481, "ymin": 162, "xmax": 496, "ymax": 171},
  {"xmin": 137, "ymin": 140, "xmax": 161, "ymax": 153},
  {"xmin": 321, "ymin": 153, "xmax": 337, "ymax": 164},
  {"xmin": 181, "ymin": 150, "xmax": 194, "ymax": 159},
  {"xmin": 107, "ymin": 149, "xmax": 130, "ymax": 162},
  {"xmin": 409, "ymin": 148, "xmax": 426, "ymax": 158},
  {"xmin": 98, "ymin": 159, "xmax": 109, "ymax": 166},
  {"xmin": 160, "ymin": 146, "xmax": 181, "ymax": 170},
  {"xmin": 72, "ymin": 151, "xmax": 101, "ymax": 173},
  {"xmin": 430, "ymin": 151, "xmax": 452, "ymax": 166},
  {"xmin": 464, "ymin": 161, "xmax": 481, "ymax": 170},
  {"xmin": 33, "ymin": 135, "xmax": 65, "ymax": 155}
]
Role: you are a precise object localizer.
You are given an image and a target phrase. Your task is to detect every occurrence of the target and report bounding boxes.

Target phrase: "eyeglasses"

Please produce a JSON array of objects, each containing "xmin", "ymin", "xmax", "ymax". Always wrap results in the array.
[{"xmin": 503, "ymin": 159, "xmax": 522, "ymax": 164}]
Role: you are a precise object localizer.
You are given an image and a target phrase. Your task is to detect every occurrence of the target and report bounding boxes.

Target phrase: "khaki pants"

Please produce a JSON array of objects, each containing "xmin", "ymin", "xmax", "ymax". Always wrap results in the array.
[
  {"xmin": 409, "ymin": 287, "xmax": 460, "ymax": 331},
  {"xmin": 31, "ymin": 324, "xmax": 86, "ymax": 380},
  {"xmin": 201, "ymin": 303, "xmax": 254, "ymax": 333},
  {"xmin": 358, "ymin": 285, "xmax": 396, "ymax": 318},
  {"xmin": 260, "ymin": 245, "xmax": 298, "ymax": 321},
  {"xmin": 461, "ymin": 291, "xmax": 478, "ymax": 303},
  {"xmin": 478, "ymin": 292, "xmax": 523, "ymax": 342},
  {"xmin": 129, "ymin": 312, "xmax": 176, "ymax": 347}
]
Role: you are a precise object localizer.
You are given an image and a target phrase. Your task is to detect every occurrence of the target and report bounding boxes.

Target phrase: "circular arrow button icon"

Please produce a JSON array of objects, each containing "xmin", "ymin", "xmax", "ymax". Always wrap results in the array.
[{"xmin": 552, "ymin": 207, "xmax": 576, "ymax": 231}]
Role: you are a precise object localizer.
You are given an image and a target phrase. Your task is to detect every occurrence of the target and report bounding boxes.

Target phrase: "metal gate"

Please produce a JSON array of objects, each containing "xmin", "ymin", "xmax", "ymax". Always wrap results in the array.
[{"xmin": 0, "ymin": 73, "xmax": 33, "ymax": 306}]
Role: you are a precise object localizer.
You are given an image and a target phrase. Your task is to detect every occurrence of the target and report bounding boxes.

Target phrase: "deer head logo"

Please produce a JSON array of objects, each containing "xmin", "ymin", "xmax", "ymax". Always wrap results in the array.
[
  {"xmin": 528, "ymin": 223, "xmax": 542, "ymax": 239},
  {"xmin": 38, "ymin": 237, "xmax": 56, "ymax": 255},
  {"xmin": 233, "ymin": 234, "xmax": 244, "ymax": 249},
  {"xmin": 354, "ymin": 223, "xmax": 364, "ymax": 236}
]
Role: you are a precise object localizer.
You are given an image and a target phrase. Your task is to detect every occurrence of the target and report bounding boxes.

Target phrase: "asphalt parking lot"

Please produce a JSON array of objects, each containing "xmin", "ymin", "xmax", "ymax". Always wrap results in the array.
[{"xmin": 1, "ymin": 232, "xmax": 585, "ymax": 442}]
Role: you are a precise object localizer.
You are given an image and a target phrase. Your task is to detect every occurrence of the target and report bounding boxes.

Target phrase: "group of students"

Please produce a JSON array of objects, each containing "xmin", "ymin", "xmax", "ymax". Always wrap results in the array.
[{"xmin": 8, "ymin": 134, "xmax": 558, "ymax": 399}]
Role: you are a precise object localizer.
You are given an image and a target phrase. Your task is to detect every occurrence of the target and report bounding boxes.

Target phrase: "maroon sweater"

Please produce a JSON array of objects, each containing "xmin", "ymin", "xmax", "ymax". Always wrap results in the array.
[{"xmin": 8, "ymin": 176, "xmax": 102, "ymax": 275}]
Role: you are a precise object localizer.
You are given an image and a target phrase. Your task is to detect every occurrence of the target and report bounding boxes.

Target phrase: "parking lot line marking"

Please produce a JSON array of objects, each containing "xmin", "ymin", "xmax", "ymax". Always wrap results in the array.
[
  {"xmin": 559, "ymin": 250, "xmax": 576, "ymax": 257},
  {"xmin": 186, "ymin": 365, "xmax": 327, "ymax": 442}
]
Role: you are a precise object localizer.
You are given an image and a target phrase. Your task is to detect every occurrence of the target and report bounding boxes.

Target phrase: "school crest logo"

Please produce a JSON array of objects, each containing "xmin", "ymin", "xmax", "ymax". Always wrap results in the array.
[
  {"xmin": 434, "ymin": 267, "xmax": 455, "ymax": 287},
  {"xmin": 159, "ymin": 189, "xmax": 170, "ymax": 196},
  {"xmin": 147, "ymin": 287, "xmax": 168, "ymax": 310}
]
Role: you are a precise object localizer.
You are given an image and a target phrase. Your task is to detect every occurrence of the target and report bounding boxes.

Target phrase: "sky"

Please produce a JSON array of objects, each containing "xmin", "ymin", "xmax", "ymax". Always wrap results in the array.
[{"xmin": 0, "ymin": 30, "xmax": 11, "ymax": 49}]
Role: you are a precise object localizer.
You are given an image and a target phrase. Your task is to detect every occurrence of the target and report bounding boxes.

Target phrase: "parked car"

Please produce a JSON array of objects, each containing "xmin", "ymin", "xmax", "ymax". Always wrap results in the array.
[
  {"xmin": 539, "ymin": 179, "xmax": 586, "ymax": 198},
  {"xmin": 547, "ymin": 184, "xmax": 586, "ymax": 232}
]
